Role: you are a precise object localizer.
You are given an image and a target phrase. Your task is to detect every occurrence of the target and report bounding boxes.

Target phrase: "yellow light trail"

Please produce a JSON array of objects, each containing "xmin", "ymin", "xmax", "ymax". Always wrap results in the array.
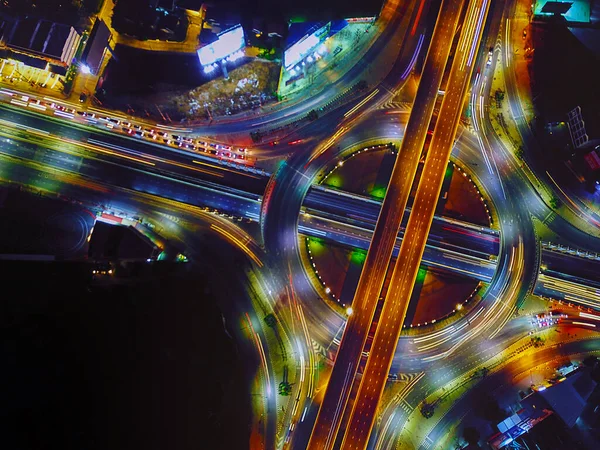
[
  {"xmin": 305, "ymin": 126, "xmax": 348, "ymax": 167},
  {"xmin": 343, "ymin": 89, "xmax": 380, "ymax": 118},
  {"xmin": 210, "ymin": 224, "xmax": 264, "ymax": 267}
]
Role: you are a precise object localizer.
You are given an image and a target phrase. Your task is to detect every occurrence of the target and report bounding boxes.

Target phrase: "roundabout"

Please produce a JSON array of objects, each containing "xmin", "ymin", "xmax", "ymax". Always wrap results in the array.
[{"xmin": 301, "ymin": 142, "xmax": 493, "ymax": 328}]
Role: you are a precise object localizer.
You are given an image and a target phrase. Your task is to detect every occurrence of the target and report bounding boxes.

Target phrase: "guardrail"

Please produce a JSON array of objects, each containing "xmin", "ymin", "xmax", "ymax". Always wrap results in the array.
[{"xmin": 541, "ymin": 241, "xmax": 600, "ymax": 261}]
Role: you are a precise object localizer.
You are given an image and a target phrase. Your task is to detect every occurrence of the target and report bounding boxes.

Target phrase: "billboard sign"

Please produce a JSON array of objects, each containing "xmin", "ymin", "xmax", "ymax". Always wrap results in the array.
[
  {"xmin": 198, "ymin": 25, "xmax": 245, "ymax": 66},
  {"xmin": 284, "ymin": 23, "xmax": 330, "ymax": 69}
]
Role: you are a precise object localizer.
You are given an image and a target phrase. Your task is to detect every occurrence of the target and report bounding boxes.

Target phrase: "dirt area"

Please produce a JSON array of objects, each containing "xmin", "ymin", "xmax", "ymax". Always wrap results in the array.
[
  {"xmin": 410, "ymin": 269, "xmax": 478, "ymax": 325},
  {"xmin": 323, "ymin": 147, "xmax": 490, "ymax": 226},
  {"xmin": 443, "ymin": 165, "xmax": 490, "ymax": 226},
  {"xmin": 99, "ymin": 45, "xmax": 280, "ymax": 122},
  {"xmin": 322, "ymin": 147, "xmax": 389, "ymax": 195},
  {"xmin": 168, "ymin": 60, "xmax": 280, "ymax": 121}
]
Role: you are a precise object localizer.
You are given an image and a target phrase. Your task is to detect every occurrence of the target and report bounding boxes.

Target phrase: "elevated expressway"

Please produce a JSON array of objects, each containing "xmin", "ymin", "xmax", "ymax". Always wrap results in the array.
[
  {"xmin": 2, "ymin": 0, "xmax": 599, "ymax": 447},
  {"xmin": 306, "ymin": 0, "xmax": 468, "ymax": 448},
  {"xmin": 340, "ymin": 0, "xmax": 493, "ymax": 447},
  {"xmin": 1, "ymin": 94, "xmax": 599, "ymax": 316}
]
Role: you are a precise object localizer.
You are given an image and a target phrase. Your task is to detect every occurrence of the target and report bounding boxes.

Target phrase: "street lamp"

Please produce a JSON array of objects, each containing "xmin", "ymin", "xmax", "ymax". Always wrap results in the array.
[{"xmin": 80, "ymin": 63, "xmax": 91, "ymax": 75}]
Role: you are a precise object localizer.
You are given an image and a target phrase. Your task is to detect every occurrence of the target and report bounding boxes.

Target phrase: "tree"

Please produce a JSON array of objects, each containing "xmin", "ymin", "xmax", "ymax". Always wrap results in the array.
[
  {"xmin": 278, "ymin": 381, "xmax": 292, "ymax": 396},
  {"xmin": 357, "ymin": 80, "xmax": 368, "ymax": 91},
  {"xmin": 550, "ymin": 196, "xmax": 560, "ymax": 209},
  {"xmin": 515, "ymin": 146, "xmax": 524, "ymax": 159},
  {"xmin": 475, "ymin": 367, "xmax": 489, "ymax": 378},
  {"xmin": 264, "ymin": 314, "xmax": 277, "ymax": 328},
  {"xmin": 531, "ymin": 335, "xmax": 545, "ymax": 348},
  {"xmin": 494, "ymin": 89, "xmax": 505, "ymax": 104},
  {"xmin": 420, "ymin": 402, "xmax": 435, "ymax": 418},
  {"xmin": 463, "ymin": 426, "xmax": 480, "ymax": 445},
  {"xmin": 250, "ymin": 131, "xmax": 263, "ymax": 143},
  {"xmin": 307, "ymin": 110, "xmax": 319, "ymax": 121}
]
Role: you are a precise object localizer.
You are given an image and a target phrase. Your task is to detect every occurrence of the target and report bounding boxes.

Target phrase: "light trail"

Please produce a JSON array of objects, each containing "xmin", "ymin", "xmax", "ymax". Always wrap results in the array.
[
  {"xmin": 504, "ymin": 19, "xmax": 510, "ymax": 67},
  {"xmin": 344, "ymin": 89, "xmax": 380, "ymax": 118},
  {"xmin": 210, "ymin": 224, "xmax": 264, "ymax": 267},
  {"xmin": 572, "ymin": 321, "xmax": 596, "ymax": 328},
  {"xmin": 374, "ymin": 371, "xmax": 426, "ymax": 450},
  {"xmin": 545, "ymin": 171, "xmax": 600, "ymax": 228},
  {"xmin": 245, "ymin": 312, "xmax": 272, "ymax": 397},
  {"xmin": 580, "ymin": 312, "xmax": 600, "ymax": 321},
  {"xmin": 400, "ymin": 34, "xmax": 425, "ymax": 79},
  {"xmin": 304, "ymin": 126, "xmax": 348, "ymax": 168}
]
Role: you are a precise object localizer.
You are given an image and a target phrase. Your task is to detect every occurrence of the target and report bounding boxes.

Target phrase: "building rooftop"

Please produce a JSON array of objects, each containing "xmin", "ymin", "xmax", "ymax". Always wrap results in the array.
[
  {"xmin": 7, "ymin": 17, "xmax": 72, "ymax": 59},
  {"xmin": 81, "ymin": 19, "xmax": 112, "ymax": 75},
  {"xmin": 88, "ymin": 221, "xmax": 156, "ymax": 261},
  {"xmin": 523, "ymin": 369, "xmax": 596, "ymax": 428}
]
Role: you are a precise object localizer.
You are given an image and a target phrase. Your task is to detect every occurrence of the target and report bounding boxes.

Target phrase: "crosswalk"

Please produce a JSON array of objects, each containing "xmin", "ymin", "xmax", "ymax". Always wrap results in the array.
[
  {"xmin": 388, "ymin": 372, "xmax": 420, "ymax": 383},
  {"xmin": 421, "ymin": 435, "xmax": 434, "ymax": 449},
  {"xmin": 380, "ymin": 100, "xmax": 412, "ymax": 111}
]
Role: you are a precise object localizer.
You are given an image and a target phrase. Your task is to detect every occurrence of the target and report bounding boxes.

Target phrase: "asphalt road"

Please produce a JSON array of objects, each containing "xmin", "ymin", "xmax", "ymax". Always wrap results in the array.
[{"xmin": 340, "ymin": 0, "xmax": 493, "ymax": 447}]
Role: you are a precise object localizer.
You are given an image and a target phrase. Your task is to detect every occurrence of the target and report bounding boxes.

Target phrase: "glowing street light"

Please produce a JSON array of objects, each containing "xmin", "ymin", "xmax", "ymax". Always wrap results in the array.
[{"xmin": 346, "ymin": 307, "xmax": 354, "ymax": 316}]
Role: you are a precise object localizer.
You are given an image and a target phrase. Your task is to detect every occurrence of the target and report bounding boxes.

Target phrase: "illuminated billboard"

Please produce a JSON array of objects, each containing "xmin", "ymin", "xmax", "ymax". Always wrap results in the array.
[
  {"xmin": 198, "ymin": 25, "xmax": 245, "ymax": 66},
  {"xmin": 284, "ymin": 22, "xmax": 330, "ymax": 69},
  {"xmin": 533, "ymin": 0, "xmax": 590, "ymax": 23}
]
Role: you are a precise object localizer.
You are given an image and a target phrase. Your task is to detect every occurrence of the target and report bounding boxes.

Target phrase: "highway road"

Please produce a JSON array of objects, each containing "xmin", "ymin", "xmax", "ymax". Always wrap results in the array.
[
  {"xmin": 306, "ymin": 1, "xmax": 467, "ymax": 448},
  {"xmin": 341, "ymin": 0, "xmax": 492, "ymax": 447},
  {"xmin": 3, "ymin": 0, "xmax": 600, "ymax": 447},
  {"xmin": 2, "ymin": 83, "xmax": 599, "ymax": 319},
  {"xmin": 410, "ymin": 331, "xmax": 600, "ymax": 448},
  {"xmin": 370, "ymin": 0, "xmax": 600, "ymax": 446},
  {"xmin": 2, "ymin": 59, "xmax": 599, "ymax": 332}
]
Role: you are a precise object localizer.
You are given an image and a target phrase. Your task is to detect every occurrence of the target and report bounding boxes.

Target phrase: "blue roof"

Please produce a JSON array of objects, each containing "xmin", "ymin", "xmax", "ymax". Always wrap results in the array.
[
  {"xmin": 286, "ymin": 21, "xmax": 328, "ymax": 49},
  {"xmin": 329, "ymin": 19, "xmax": 348, "ymax": 35}
]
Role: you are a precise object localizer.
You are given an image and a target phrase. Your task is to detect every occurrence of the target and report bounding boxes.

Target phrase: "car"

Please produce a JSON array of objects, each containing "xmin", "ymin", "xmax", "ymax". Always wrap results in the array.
[
  {"xmin": 108, "ymin": 118, "xmax": 120, "ymax": 124},
  {"xmin": 144, "ymin": 128, "xmax": 155, "ymax": 134},
  {"xmin": 486, "ymin": 48, "xmax": 493, "ymax": 66},
  {"xmin": 79, "ymin": 93, "xmax": 88, "ymax": 103},
  {"xmin": 135, "ymin": 130, "xmax": 144, "ymax": 137},
  {"xmin": 133, "ymin": 124, "xmax": 142, "ymax": 130},
  {"xmin": 172, "ymin": 134, "xmax": 182, "ymax": 141}
]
